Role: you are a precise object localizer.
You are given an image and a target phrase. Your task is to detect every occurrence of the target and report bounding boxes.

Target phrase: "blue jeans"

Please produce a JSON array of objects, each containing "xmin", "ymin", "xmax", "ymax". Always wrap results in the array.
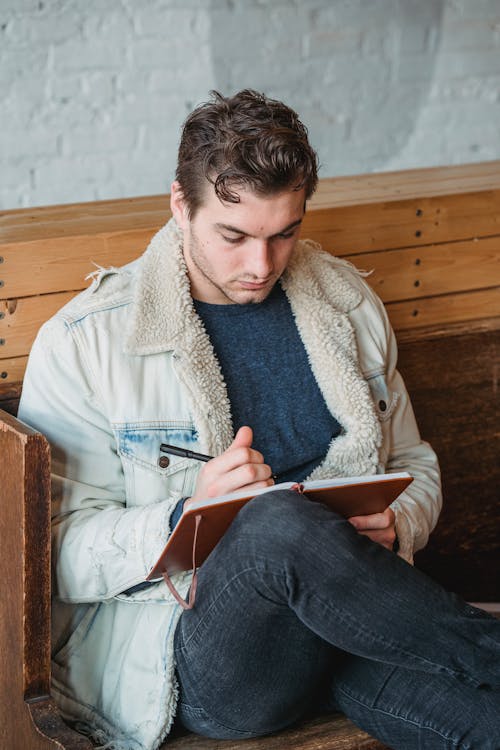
[{"xmin": 174, "ymin": 490, "xmax": 500, "ymax": 749}]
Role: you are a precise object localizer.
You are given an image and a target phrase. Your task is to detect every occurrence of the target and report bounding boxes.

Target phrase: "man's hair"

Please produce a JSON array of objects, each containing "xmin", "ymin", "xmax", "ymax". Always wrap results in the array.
[{"xmin": 175, "ymin": 89, "xmax": 319, "ymax": 217}]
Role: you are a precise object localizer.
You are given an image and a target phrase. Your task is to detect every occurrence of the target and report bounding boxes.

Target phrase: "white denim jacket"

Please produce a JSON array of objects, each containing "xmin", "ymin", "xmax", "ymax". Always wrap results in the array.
[{"xmin": 19, "ymin": 219, "xmax": 441, "ymax": 750}]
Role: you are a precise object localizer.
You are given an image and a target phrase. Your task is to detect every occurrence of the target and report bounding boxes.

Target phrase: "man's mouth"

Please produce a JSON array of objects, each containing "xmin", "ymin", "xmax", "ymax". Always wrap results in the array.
[{"xmin": 238, "ymin": 278, "xmax": 273, "ymax": 290}]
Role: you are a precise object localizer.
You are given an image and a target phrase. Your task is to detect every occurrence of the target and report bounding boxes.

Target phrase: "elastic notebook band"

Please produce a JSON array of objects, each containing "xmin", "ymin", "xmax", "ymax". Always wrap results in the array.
[{"xmin": 162, "ymin": 513, "xmax": 202, "ymax": 610}]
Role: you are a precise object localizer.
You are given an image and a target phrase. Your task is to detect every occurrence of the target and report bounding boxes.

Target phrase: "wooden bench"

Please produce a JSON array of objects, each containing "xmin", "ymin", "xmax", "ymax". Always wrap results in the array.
[{"xmin": 1, "ymin": 162, "xmax": 499, "ymax": 750}]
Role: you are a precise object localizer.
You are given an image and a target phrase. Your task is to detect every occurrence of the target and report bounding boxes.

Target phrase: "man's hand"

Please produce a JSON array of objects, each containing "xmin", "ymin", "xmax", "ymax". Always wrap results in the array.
[
  {"xmin": 185, "ymin": 426, "xmax": 274, "ymax": 509},
  {"xmin": 347, "ymin": 507, "xmax": 396, "ymax": 550}
]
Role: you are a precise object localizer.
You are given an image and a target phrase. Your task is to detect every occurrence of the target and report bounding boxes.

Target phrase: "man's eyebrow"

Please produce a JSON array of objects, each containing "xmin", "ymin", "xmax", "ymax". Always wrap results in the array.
[{"xmin": 214, "ymin": 218, "xmax": 303, "ymax": 238}]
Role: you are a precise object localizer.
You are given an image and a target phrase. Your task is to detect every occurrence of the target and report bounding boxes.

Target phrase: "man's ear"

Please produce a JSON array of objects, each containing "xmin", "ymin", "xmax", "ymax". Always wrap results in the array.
[{"xmin": 170, "ymin": 181, "xmax": 189, "ymax": 230}]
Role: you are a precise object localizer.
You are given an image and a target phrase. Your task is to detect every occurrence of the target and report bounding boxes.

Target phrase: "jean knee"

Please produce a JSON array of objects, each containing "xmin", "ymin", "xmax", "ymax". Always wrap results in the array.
[{"xmin": 231, "ymin": 489, "xmax": 352, "ymax": 564}]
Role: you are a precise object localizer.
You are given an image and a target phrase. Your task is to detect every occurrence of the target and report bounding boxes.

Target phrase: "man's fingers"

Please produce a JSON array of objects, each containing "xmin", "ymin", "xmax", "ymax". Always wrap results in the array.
[
  {"xmin": 348, "ymin": 513, "xmax": 388, "ymax": 531},
  {"xmin": 347, "ymin": 508, "xmax": 396, "ymax": 550},
  {"xmin": 356, "ymin": 528, "xmax": 396, "ymax": 550},
  {"xmin": 208, "ymin": 445, "xmax": 265, "ymax": 474},
  {"xmin": 206, "ymin": 463, "xmax": 273, "ymax": 498},
  {"xmin": 231, "ymin": 425, "xmax": 253, "ymax": 450}
]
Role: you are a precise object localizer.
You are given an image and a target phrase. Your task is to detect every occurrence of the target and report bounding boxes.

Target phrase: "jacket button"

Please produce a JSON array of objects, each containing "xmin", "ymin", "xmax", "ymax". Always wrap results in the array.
[
  {"xmin": 158, "ymin": 456, "xmax": 170, "ymax": 468},
  {"xmin": 378, "ymin": 400, "xmax": 387, "ymax": 412}
]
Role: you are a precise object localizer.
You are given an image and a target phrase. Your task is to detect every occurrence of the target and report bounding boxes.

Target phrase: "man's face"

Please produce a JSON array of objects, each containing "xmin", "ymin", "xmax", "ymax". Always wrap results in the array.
[{"xmin": 170, "ymin": 181, "xmax": 306, "ymax": 305}]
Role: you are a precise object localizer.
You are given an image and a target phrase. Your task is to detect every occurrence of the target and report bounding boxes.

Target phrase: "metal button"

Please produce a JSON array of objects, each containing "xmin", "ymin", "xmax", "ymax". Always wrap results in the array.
[
  {"xmin": 378, "ymin": 400, "xmax": 387, "ymax": 412},
  {"xmin": 158, "ymin": 456, "xmax": 170, "ymax": 468}
]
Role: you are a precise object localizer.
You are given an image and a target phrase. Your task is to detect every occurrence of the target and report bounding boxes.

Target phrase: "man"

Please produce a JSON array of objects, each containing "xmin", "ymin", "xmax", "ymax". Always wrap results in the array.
[{"xmin": 19, "ymin": 90, "xmax": 500, "ymax": 750}]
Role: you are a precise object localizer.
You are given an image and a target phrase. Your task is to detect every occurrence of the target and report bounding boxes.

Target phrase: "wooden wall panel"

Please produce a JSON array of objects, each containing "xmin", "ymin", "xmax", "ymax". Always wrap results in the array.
[
  {"xmin": 0, "ymin": 240, "xmax": 498, "ymax": 366},
  {"xmin": 343, "ymin": 236, "xmax": 500, "ymax": 303},
  {"xmin": 0, "ymin": 356, "xmax": 28, "ymax": 385},
  {"xmin": 1, "ymin": 163, "xmax": 499, "ymax": 404},
  {"xmin": 400, "ymin": 326, "xmax": 500, "ymax": 601},
  {"xmin": 386, "ymin": 288, "xmax": 500, "ymax": 332},
  {"xmin": 0, "ymin": 228, "xmax": 156, "ymax": 299},
  {"xmin": 301, "ymin": 190, "xmax": 500, "ymax": 255},
  {"xmin": 1, "ymin": 292, "xmax": 75, "ymax": 358}
]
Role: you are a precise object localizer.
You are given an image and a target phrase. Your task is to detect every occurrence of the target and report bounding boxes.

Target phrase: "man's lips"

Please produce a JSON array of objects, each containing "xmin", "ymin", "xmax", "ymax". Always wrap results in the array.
[{"xmin": 238, "ymin": 279, "xmax": 273, "ymax": 290}]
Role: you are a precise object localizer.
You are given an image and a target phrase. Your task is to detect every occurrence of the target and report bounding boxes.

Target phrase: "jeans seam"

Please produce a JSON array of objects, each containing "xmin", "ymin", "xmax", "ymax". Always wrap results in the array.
[
  {"xmin": 336, "ymin": 684, "xmax": 467, "ymax": 749},
  {"xmin": 178, "ymin": 703, "xmax": 263, "ymax": 737},
  {"xmin": 176, "ymin": 563, "xmax": 281, "ymax": 650},
  {"xmin": 307, "ymin": 589, "xmax": 461, "ymax": 678}
]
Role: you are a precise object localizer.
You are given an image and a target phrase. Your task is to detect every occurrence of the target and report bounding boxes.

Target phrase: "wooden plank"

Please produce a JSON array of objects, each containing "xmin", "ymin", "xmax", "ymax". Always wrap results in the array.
[
  {"xmin": 308, "ymin": 160, "xmax": 500, "ymax": 208},
  {"xmin": 166, "ymin": 713, "xmax": 387, "ymax": 749},
  {"xmin": 301, "ymin": 189, "xmax": 500, "ymax": 255},
  {"xmin": 0, "ymin": 228, "xmax": 154, "ymax": 299},
  {"xmin": 399, "ymin": 328, "xmax": 500, "ymax": 601},
  {"xmin": 0, "ymin": 355, "xmax": 28, "ymax": 384},
  {"xmin": 0, "ymin": 409, "xmax": 93, "ymax": 749},
  {"xmin": 343, "ymin": 236, "xmax": 500, "ymax": 303},
  {"xmin": 386, "ymin": 288, "xmax": 500, "ymax": 332},
  {"xmin": 1, "ymin": 292, "xmax": 76, "ymax": 358},
  {"xmin": 1, "ymin": 312, "xmax": 498, "ymax": 408},
  {"xmin": 1, "ymin": 191, "xmax": 499, "ymax": 271},
  {"xmin": 2, "ymin": 162, "xmax": 499, "ymax": 244},
  {"xmin": 1, "ymin": 273, "xmax": 498, "ymax": 366},
  {"xmin": 1, "ymin": 216, "xmax": 499, "ymax": 303},
  {"xmin": 1, "ymin": 165, "xmax": 499, "ymax": 258}
]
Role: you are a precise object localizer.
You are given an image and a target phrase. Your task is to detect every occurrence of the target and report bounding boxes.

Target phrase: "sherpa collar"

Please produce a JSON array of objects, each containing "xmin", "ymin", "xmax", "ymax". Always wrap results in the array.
[{"xmin": 124, "ymin": 219, "xmax": 381, "ymax": 474}]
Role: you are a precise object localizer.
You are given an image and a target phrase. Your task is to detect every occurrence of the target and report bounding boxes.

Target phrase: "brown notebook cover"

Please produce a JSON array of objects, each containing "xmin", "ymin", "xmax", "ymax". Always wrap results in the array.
[{"xmin": 147, "ymin": 473, "xmax": 413, "ymax": 579}]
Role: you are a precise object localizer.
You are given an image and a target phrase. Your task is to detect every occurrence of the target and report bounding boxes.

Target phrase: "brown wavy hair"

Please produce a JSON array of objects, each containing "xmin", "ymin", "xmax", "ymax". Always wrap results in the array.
[{"xmin": 175, "ymin": 89, "xmax": 319, "ymax": 217}]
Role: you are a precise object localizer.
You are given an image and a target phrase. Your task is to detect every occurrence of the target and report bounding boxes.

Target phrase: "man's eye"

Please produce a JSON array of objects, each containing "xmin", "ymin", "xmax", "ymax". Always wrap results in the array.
[
  {"xmin": 222, "ymin": 235, "xmax": 243, "ymax": 244},
  {"xmin": 277, "ymin": 231, "xmax": 295, "ymax": 239}
]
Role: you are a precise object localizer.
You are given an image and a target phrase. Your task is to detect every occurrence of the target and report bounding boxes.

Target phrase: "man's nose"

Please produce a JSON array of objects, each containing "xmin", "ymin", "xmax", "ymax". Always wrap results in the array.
[{"xmin": 250, "ymin": 240, "xmax": 273, "ymax": 278}]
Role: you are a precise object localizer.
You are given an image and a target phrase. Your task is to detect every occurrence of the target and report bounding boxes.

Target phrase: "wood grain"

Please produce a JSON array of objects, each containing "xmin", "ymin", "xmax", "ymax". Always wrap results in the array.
[
  {"xmin": 385, "ymin": 288, "xmax": 500, "ymax": 332},
  {"xmin": 0, "ymin": 228, "xmax": 155, "ymax": 299},
  {"xmin": 400, "ymin": 326, "xmax": 500, "ymax": 601},
  {"xmin": 1, "ymin": 292, "xmax": 75, "ymax": 358},
  {"xmin": 301, "ymin": 190, "xmax": 500, "ymax": 255},
  {"xmin": 0, "ymin": 355, "xmax": 28, "ymax": 385},
  {"xmin": 2, "ymin": 161, "xmax": 499, "ymax": 242},
  {"xmin": 0, "ymin": 237, "xmax": 498, "ymax": 366},
  {"xmin": 0, "ymin": 410, "xmax": 93, "ymax": 749},
  {"xmin": 165, "ymin": 713, "xmax": 388, "ymax": 750},
  {"xmin": 344, "ymin": 236, "xmax": 500, "ymax": 303}
]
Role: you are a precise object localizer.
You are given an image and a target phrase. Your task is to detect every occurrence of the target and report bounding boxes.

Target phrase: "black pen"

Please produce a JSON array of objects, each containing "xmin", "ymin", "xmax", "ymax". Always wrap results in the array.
[
  {"xmin": 160, "ymin": 443, "xmax": 278, "ymax": 481},
  {"xmin": 160, "ymin": 443, "xmax": 213, "ymax": 462}
]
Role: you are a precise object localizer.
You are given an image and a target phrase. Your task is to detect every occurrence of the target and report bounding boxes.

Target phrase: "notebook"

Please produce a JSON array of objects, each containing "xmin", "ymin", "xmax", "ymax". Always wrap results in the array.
[{"xmin": 147, "ymin": 472, "xmax": 413, "ymax": 579}]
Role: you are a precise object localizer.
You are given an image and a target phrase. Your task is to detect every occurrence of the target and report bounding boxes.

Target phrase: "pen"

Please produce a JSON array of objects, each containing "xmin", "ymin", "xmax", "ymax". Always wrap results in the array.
[
  {"xmin": 159, "ymin": 443, "xmax": 278, "ymax": 482},
  {"xmin": 160, "ymin": 443, "xmax": 213, "ymax": 462}
]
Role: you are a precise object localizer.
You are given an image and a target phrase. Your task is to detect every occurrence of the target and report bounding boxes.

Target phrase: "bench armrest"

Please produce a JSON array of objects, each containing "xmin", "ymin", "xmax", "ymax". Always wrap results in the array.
[{"xmin": 0, "ymin": 408, "xmax": 92, "ymax": 749}]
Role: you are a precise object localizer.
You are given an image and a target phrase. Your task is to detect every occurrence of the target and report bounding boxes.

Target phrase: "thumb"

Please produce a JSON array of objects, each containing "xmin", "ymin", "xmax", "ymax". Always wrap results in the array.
[{"xmin": 231, "ymin": 425, "xmax": 253, "ymax": 450}]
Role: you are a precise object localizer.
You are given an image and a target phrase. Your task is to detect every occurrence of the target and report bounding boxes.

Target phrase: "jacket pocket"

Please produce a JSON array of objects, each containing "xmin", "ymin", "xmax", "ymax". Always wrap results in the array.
[
  {"xmin": 365, "ymin": 372, "xmax": 399, "ymax": 423},
  {"xmin": 114, "ymin": 421, "xmax": 199, "ymax": 504}
]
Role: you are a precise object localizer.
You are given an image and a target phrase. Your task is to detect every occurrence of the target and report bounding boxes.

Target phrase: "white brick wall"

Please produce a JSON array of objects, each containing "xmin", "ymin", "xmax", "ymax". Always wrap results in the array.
[{"xmin": 1, "ymin": 0, "xmax": 499, "ymax": 209}]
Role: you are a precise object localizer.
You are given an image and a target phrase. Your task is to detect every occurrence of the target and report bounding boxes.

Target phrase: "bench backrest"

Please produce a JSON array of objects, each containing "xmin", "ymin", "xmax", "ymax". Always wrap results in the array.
[
  {"xmin": 1, "ymin": 161, "xmax": 499, "ymax": 413},
  {"xmin": 1, "ymin": 162, "xmax": 499, "ymax": 603}
]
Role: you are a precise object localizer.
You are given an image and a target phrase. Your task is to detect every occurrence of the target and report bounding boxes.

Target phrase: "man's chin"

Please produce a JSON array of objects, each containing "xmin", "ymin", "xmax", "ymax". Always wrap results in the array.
[{"xmin": 229, "ymin": 285, "xmax": 274, "ymax": 305}]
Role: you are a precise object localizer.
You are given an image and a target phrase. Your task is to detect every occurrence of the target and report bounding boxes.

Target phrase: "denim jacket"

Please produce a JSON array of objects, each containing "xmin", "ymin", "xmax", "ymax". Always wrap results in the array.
[{"xmin": 19, "ymin": 218, "xmax": 441, "ymax": 750}]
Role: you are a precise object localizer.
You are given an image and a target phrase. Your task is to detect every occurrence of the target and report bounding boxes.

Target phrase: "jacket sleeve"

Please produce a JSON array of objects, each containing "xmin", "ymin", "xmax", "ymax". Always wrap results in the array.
[
  {"xmin": 18, "ymin": 316, "xmax": 179, "ymax": 603},
  {"xmin": 365, "ymin": 288, "xmax": 442, "ymax": 563}
]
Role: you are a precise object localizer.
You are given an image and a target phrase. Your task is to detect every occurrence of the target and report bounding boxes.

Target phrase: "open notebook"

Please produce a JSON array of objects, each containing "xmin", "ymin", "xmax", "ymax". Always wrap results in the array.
[{"xmin": 147, "ymin": 472, "xmax": 413, "ymax": 581}]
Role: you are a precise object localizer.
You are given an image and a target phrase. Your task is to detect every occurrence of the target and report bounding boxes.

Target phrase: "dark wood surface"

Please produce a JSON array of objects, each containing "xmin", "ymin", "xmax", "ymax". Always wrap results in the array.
[
  {"xmin": 400, "ymin": 324, "xmax": 500, "ymax": 600},
  {"xmin": 0, "ymin": 410, "xmax": 93, "ymax": 750},
  {"xmin": 165, "ymin": 714, "xmax": 388, "ymax": 750}
]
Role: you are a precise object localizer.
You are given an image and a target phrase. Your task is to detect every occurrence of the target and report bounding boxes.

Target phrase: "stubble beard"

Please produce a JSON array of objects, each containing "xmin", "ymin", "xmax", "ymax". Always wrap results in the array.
[{"xmin": 186, "ymin": 227, "xmax": 275, "ymax": 305}]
